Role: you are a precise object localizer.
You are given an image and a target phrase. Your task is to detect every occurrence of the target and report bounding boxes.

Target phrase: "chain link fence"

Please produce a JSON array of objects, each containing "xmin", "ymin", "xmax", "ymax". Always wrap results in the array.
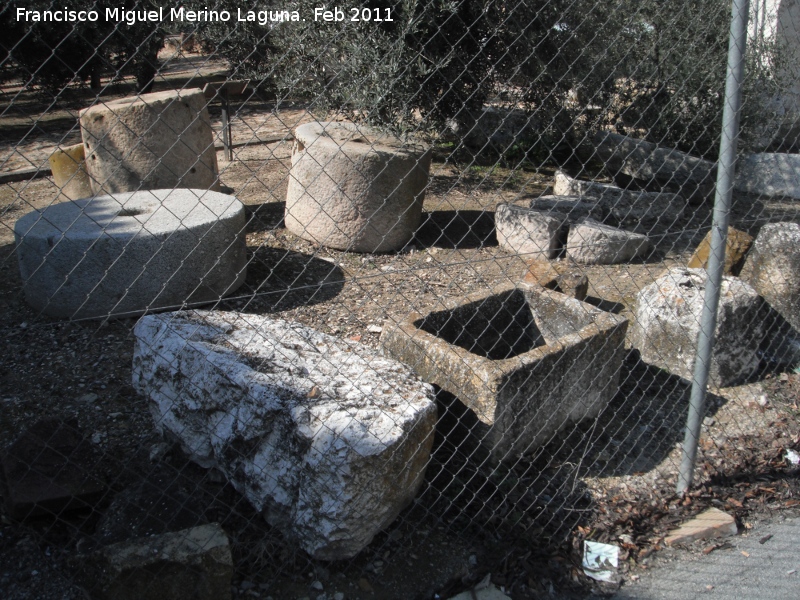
[{"xmin": 2, "ymin": 1, "xmax": 800, "ymax": 598}]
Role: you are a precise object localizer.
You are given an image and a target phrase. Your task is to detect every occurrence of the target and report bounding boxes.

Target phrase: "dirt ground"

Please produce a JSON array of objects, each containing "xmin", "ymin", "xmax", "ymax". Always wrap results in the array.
[{"xmin": 1, "ymin": 53, "xmax": 800, "ymax": 600}]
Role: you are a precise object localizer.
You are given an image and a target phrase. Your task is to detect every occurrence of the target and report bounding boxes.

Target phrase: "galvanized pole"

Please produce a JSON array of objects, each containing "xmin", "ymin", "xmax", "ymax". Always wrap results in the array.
[{"xmin": 677, "ymin": 0, "xmax": 750, "ymax": 494}]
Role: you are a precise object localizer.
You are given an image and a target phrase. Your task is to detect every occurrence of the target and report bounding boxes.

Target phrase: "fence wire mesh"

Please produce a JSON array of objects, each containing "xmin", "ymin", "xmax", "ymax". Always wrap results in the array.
[{"xmin": 2, "ymin": 1, "xmax": 800, "ymax": 599}]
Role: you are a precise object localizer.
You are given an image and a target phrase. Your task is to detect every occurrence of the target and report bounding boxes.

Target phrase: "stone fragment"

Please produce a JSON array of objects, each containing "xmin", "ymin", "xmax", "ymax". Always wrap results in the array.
[
  {"xmin": 132, "ymin": 311, "xmax": 436, "ymax": 560},
  {"xmin": 553, "ymin": 170, "xmax": 686, "ymax": 231},
  {"xmin": 0, "ymin": 419, "xmax": 105, "ymax": 520},
  {"xmin": 380, "ymin": 283, "xmax": 628, "ymax": 458},
  {"xmin": 687, "ymin": 227, "xmax": 754, "ymax": 276},
  {"xmin": 495, "ymin": 203, "xmax": 562, "ymax": 259},
  {"xmin": 566, "ymin": 218, "xmax": 650, "ymax": 264},
  {"xmin": 735, "ymin": 153, "xmax": 800, "ymax": 198},
  {"xmin": 14, "ymin": 189, "xmax": 246, "ymax": 319},
  {"xmin": 593, "ymin": 132, "xmax": 716, "ymax": 204},
  {"xmin": 85, "ymin": 524, "xmax": 233, "ymax": 600},
  {"xmin": 740, "ymin": 222, "xmax": 800, "ymax": 331},
  {"xmin": 80, "ymin": 89, "xmax": 220, "ymax": 194},
  {"xmin": 48, "ymin": 144, "xmax": 93, "ymax": 200},
  {"xmin": 523, "ymin": 259, "xmax": 588, "ymax": 300},
  {"xmin": 285, "ymin": 121, "xmax": 431, "ymax": 252},
  {"xmin": 631, "ymin": 268, "xmax": 765, "ymax": 387},
  {"xmin": 496, "ymin": 197, "xmax": 603, "ymax": 259},
  {"xmin": 665, "ymin": 508, "xmax": 738, "ymax": 546}
]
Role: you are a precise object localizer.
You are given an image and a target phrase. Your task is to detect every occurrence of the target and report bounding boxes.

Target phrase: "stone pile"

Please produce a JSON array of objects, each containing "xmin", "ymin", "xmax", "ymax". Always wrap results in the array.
[{"xmin": 496, "ymin": 170, "xmax": 673, "ymax": 264}]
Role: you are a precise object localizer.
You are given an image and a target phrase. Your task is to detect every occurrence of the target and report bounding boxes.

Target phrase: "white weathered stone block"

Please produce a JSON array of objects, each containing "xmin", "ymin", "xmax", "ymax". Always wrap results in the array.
[
  {"xmin": 14, "ymin": 189, "xmax": 247, "ymax": 319},
  {"xmin": 132, "ymin": 311, "xmax": 436, "ymax": 560},
  {"xmin": 631, "ymin": 268, "xmax": 765, "ymax": 387},
  {"xmin": 285, "ymin": 122, "xmax": 431, "ymax": 252},
  {"xmin": 735, "ymin": 153, "xmax": 800, "ymax": 198},
  {"xmin": 495, "ymin": 203, "xmax": 563, "ymax": 258},
  {"xmin": 80, "ymin": 89, "xmax": 220, "ymax": 194},
  {"xmin": 566, "ymin": 218, "xmax": 650, "ymax": 264}
]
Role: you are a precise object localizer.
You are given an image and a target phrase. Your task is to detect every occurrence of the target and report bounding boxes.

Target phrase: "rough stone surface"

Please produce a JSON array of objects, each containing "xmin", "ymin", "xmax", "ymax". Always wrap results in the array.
[
  {"xmin": 553, "ymin": 170, "xmax": 686, "ymax": 231},
  {"xmin": 49, "ymin": 144, "xmax": 93, "ymax": 200},
  {"xmin": 593, "ymin": 132, "xmax": 716, "ymax": 204},
  {"xmin": 567, "ymin": 218, "xmax": 650, "ymax": 264},
  {"xmin": 528, "ymin": 195, "xmax": 605, "ymax": 223},
  {"xmin": 495, "ymin": 203, "xmax": 563, "ymax": 259},
  {"xmin": 523, "ymin": 259, "xmax": 589, "ymax": 300},
  {"xmin": 84, "ymin": 523, "xmax": 233, "ymax": 600},
  {"xmin": 380, "ymin": 283, "xmax": 628, "ymax": 459},
  {"xmin": 687, "ymin": 227, "xmax": 754, "ymax": 276},
  {"xmin": 496, "ymin": 197, "xmax": 604, "ymax": 259},
  {"xmin": 80, "ymin": 89, "xmax": 220, "ymax": 194},
  {"xmin": 14, "ymin": 189, "xmax": 247, "ymax": 319},
  {"xmin": 555, "ymin": 173, "xmax": 684, "ymax": 235},
  {"xmin": 0, "ymin": 419, "xmax": 105, "ymax": 520},
  {"xmin": 735, "ymin": 153, "xmax": 800, "ymax": 199},
  {"xmin": 631, "ymin": 268, "xmax": 766, "ymax": 387},
  {"xmin": 285, "ymin": 121, "xmax": 431, "ymax": 252},
  {"xmin": 740, "ymin": 222, "xmax": 800, "ymax": 331},
  {"xmin": 664, "ymin": 507, "xmax": 738, "ymax": 546},
  {"xmin": 132, "ymin": 311, "xmax": 436, "ymax": 560}
]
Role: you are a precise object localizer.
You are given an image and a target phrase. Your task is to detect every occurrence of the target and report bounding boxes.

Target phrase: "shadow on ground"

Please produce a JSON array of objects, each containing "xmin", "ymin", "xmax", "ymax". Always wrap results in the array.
[
  {"xmin": 413, "ymin": 210, "xmax": 497, "ymax": 249},
  {"xmin": 220, "ymin": 247, "xmax": 344, "ymax": 313}
]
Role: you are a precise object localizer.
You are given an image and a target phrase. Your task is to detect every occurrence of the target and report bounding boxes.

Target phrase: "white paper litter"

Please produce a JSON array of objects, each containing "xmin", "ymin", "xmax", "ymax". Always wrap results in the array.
[
  {"xmin": 583, "ymin": 540, "xmax": 620, "ymax": 582},
  {"xmin": 785, "ymin": 449, "xmax": 800, "ymax": 465}
]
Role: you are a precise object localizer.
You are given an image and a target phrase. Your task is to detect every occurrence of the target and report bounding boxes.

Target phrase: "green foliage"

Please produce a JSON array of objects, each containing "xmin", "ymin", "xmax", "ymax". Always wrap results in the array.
[{"xmin": 1, "ymin": 0, "xmax": 164, "ymax": 93}]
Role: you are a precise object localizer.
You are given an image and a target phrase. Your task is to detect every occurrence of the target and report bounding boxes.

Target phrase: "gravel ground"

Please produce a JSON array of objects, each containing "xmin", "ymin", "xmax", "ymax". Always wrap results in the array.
[{"xmin": 1, "ymin": 55, "xmax": 800, "ymax": 600}]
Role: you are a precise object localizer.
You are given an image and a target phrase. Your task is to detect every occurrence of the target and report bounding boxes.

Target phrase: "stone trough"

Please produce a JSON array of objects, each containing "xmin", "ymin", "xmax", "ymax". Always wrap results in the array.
[
  {"xmin": 14, "ymin": 189, "xmax": 247, "ymax": 319},
  {"xmin": 132, "ymin": 311, "xmax": 436, "ymax": 560},
  {"xmin": 380, "ymin": 283, "xmax": 628, "ymax": 458}
]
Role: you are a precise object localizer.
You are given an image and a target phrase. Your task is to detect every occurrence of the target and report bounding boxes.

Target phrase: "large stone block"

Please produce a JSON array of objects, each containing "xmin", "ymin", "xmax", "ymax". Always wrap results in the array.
[
  {"xmin": 740, "ymin": 222, "xmax": 800, "ymax": 331},
  {"xmin": 14, "ymin": 189, "xmax": 247, "ymax": 319},
  {"xmin": 132, "ymin": 311, "xmax": 436, "ymax": 560},
  {"xmin": 552, "ymin": 171, "xmax": 686, "ymax": 232},
  {"xmin": 380, "ymin": 283, "xmax": 628, "ymax": 459},
  {"xmin": 285, "ymin": 121, "xmax": 431, "ymax": 252},
  {"xmin": 566, "ymin": 218, "xmax": 650, "ymax": 264},
  {"xmin": 631, "ymin": 268, "xmax": 765, "ymax": 387},
  {"xmin": 593, "ymin": 132, "xmax": 716, "ymax": 204},
  {"xmin": 495, "ymin": 203, "xmax": 562, "ymax": 259},
  {"xmin": 735, "ymin": 153, "xmax": 800, "ymax": 198},
  {"xmin": 80, "ymin": 89, "xmax": 220, "ymax": 194}
]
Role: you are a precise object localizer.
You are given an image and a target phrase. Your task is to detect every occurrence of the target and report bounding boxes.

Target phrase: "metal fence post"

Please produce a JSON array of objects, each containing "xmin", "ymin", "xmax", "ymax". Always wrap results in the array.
[{"xmin": 677, "ymin": 0, "xmax": 750, "ymax": 494}]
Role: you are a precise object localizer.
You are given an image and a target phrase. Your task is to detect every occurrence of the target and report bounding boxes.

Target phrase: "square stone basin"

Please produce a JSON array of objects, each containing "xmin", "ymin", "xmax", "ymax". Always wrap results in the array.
[{"xmin": 380, "ymin": 283, "xmax": 628, "ymax": 459}]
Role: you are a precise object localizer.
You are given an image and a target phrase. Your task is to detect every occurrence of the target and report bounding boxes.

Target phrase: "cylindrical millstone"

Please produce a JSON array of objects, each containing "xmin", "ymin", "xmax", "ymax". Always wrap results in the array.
[
  {"xmin": 14, "ymin": 189, "xmax": 247, "ymax": 319},
  {"xmin": 285, "ymin": 121, "xmax": 431, "ymax": 253},
  {"xmin": 80, "ymin": 89, "xmax": 220, "ymax": 194}
]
